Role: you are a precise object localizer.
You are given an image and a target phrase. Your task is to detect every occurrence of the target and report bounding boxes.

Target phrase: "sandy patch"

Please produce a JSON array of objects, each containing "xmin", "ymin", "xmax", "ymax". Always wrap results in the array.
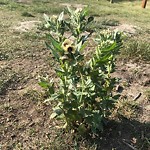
[
  {"xmin": 12, "ymin": 20, "xmax": 41, "ymax": 32},
  {"xmin": 60, "ymin": 3, "xmax": 87, "ymax": 9},
  {"xmin": 112, "ymin": 24, "xmax": 139, "ymax": 35},
  {"xmin": 14, "ymin": 0, "xmax": 31, "ymax": 3}
]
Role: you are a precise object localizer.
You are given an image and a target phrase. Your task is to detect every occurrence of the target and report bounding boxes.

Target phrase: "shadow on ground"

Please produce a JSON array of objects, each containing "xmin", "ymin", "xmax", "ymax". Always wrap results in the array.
[{"xmin": 85, "ymin": 119, "xmax": 150, "ymax": 150}]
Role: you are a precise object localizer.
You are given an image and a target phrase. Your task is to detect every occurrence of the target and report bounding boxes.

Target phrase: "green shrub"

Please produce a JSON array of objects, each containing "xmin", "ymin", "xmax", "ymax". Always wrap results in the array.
[{"xmin": 39, "ymin": 7, "xmax": 122, "ymax": 134}]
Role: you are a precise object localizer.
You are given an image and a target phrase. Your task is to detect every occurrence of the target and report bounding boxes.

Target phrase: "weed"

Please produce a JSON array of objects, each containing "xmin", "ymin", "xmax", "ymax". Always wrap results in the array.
[
  {"xmin": 0, "ymin": 68, "xmax": 24, "ymax": 95},
  {"xmin": 111, "ymin": 98, "xmax": 138, "ymax": 120},
  {"xmin": 39, "ymin": 7, "xmax": 122, "ymax": 134},
  {"xmin": 144, "ymin": 89, "xmax": 150, "ymax": 100},
  {"xmin": 0, "ymin": 0, "xmax": 150, "ymax": 149},
  {"xmin": 0, "ymin": 52, "xmax": 9, "ymax": 60},
  {"xmin": 29, "ymin": 128, "xmax": 36, "ymax": 136},
  {"xmin": 120, "ymin": 39, "xmax": 150, "ymax": 62},
  {"xmin": 23, "ymin": 90, "xmax": 43, "ymax": 102}
]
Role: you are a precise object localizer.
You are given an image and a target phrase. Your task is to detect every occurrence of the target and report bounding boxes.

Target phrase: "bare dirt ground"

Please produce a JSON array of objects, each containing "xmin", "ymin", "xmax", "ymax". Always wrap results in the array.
[
  {"xmin": 12, "ymin": 21, "xmax": 41, "ymax": 32},
  {"xmin": 0, "ymin": 2, "xmax": 150, "ymax": 150}
]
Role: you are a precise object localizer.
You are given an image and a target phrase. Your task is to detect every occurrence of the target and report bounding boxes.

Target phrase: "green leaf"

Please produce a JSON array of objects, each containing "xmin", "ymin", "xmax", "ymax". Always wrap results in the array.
[
  {"xmin": 80, "ymin": 8, "xmax": 88, "ymax": 21},
  {"xmin": 50, "ymin": 112, "xmax": 57, "ymax": 119},
  {"xmin": 64, "ymin": 21, "xmax": 71, "ymax": 29},
  {"xmin": 58, "ymin": 11, "xmax": 64, "ymax": 22},
  {"xmin": 54, "ymin": 108, "xmax": 63, "ymax": 115},
  {"xmin": 113, "ymin": 94, "xmax": 120, "ymax": 100},
  {"xmin": 76, "ymin": 41, "xmax": 82, "ymax": 51},
  {"xmin": 38, "ymin": 81, "xmax": 49, "ymax": 88},
  {"xmin": 79, "ymin": 33, "xmax": 92, "ymax": 44},
  {"xmin": 80, "ymin": 42, "xmax": 87, "ymax": 52},
  {"xmin": 43, "ymin": 13, "xmax": 50, "ymax": 23},
  {"xmin": 66, "ymin": 109, "xmax": 80, "ymax": 121},
  {"xmin": 46, "ymin": 34, "xmax": 62, "ymax": 51},
  {"xmin": 45, "ymin": 42, "xmax": 59, "ymax": 61},
  {"xmin": 96, "ymin": 53, "xmax": 111, "ymax": 64},
  {"xmin": 44, "ymin": 97, "xmax": 55, "ymax": 103},
  {"xmin": 55, "ymin": 68, "xmax": 65, "ymax": 74},
  {"xmin": 48, "ymin": 85, "xmax": 55, "ymax": 95},
  {"xmin": 67, "ymin": 6, "xmax": 74, "ymax": 16},
  {"xmin": 78, "ymin": 124, "xmax": 86, "ymax": 134},
  {"xmin": 101, "ymin": 42, "xmax": 116, "ymax": 52}
]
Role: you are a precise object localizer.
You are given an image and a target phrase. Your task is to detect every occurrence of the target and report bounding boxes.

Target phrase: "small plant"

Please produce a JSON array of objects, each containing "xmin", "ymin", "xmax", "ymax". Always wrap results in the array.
[{"xmin": 39, "ymin": 7, "xmax": 122, "ymax": 134}]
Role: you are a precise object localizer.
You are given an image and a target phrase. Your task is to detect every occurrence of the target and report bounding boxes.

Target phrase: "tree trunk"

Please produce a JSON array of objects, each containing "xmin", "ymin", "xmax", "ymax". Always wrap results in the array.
[
  {"xmin": 142, "ymin": 0, "xmax": 148, "ymax": 8},
  {"xmin": 110, "ymin": 0, "xmax": 114, "ymax": 3}
]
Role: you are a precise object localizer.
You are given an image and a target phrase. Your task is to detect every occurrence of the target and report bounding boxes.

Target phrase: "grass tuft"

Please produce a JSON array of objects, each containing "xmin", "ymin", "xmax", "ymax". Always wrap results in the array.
[
  {"xmin": 21, "ymin": 11, "xmax": 35, "ymax": 17},
  {"xmin": 101, "ymin": 19, "xmax": 119, "ymax": 26},
  {"xmin": 120, "ymin": 39, "xmax": 150, "ymax": 62}
]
